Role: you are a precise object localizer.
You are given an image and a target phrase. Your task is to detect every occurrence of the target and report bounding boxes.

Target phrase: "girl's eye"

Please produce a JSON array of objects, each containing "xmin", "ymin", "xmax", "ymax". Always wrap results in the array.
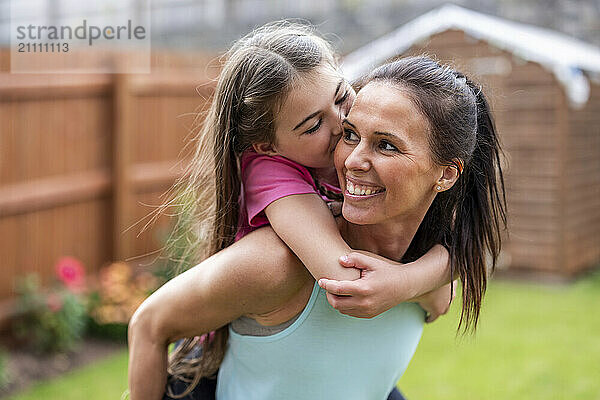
[
  {"xmin": 343, "ymin": 128, "xmax": 359, "ymax": 142},
  {"xmin": 378, "ymin": 140, "xmax": 398, "ymax": 152},
  {"xmin": 304, "ymin": 117, "xmax": 322, "ymax": 134}
]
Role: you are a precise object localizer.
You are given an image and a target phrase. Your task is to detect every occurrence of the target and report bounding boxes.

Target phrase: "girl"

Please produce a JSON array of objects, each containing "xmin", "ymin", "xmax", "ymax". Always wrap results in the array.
[{"xmin": 130, "ymin": 22, "xmax": 454, "ymax": 400}]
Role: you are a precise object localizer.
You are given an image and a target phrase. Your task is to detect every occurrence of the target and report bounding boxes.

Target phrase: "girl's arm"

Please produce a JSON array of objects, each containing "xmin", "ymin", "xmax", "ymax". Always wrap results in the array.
[
  {"xmin": 128, "ymin": 227, "xmax": 310, "ymax": 400},
  {"xmin": 265, "ymin": 193, "xmax": 360, "ymax": 281},
  {"xmin": 266, "ymin": 194, "xmax": 452, "ymax": 305}
]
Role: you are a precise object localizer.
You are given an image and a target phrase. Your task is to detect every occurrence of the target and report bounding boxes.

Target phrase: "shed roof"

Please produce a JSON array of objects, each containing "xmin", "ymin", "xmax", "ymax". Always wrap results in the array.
[{"xmin": 342, "ymin": 4, "xmax": 600, "ymax": 108}]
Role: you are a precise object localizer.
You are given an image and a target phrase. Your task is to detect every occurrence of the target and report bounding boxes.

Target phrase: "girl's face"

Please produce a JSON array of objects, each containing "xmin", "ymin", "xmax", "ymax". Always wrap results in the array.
[
  {"xmin": 266, "ymin": 65, "xmax": 355, "ymax": 169},
  {"xmin": 334, "ymin": 82, "xmax": 445, "ymax": 225}
]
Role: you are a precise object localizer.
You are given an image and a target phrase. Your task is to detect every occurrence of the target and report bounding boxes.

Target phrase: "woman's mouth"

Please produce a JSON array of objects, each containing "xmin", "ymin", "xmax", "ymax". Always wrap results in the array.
[{"xmin": 345, "ymin": 179, "xmax": 385, "ymax": 197}]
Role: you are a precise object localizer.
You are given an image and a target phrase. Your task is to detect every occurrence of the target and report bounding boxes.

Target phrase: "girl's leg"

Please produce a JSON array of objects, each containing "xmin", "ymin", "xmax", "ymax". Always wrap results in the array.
[
  {"xmin": 163, "ymin": 376, "xmax": 216, "ymax": 400},
  {"xmin": 387, "ymin": 386, "xmax": 407, "ymax": 400},
  {"xmin": 163, "ymin": 340, "xmax": 216, "ymax": 400}
]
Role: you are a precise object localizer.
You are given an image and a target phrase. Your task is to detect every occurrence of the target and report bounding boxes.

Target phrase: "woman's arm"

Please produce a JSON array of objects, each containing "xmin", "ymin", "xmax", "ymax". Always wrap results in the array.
[{"xmin": 128, "ymin": 227, "xmax": 310, "ymax": 400}]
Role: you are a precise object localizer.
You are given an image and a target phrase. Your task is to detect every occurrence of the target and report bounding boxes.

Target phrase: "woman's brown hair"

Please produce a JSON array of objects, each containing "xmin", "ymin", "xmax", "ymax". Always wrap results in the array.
[{"xmin": 356, "ymin": 56, "xmax": 507, "ymax": 332}]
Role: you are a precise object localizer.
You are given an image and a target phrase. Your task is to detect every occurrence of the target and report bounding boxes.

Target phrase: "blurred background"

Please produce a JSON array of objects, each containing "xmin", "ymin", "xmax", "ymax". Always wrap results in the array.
[{"xmin": 0, "ymin": 0, "xmax": 599, "ymax": 399}]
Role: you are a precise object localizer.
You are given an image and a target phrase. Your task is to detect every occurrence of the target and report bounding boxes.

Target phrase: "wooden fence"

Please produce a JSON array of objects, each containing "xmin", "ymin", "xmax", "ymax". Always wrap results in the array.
[{"xmin": 0, "ymin": 49, "xmax": 219, "ymax": 320}]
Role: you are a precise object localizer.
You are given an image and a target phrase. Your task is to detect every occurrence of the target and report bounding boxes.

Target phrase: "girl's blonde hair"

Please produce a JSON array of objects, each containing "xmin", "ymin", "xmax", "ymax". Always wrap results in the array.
[{"xmin": 153, "ymin": 21, "xmax": 338, "ymax": 397}]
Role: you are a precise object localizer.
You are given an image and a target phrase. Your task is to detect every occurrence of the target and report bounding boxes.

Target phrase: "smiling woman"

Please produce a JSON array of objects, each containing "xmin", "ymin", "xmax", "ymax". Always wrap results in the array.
[
  {"xmin": 333, "ymin": 57, "xmax": 506, "ymax": 332},
  {"xmin": 337, "ymin": 82, "xmax": 442, "ymax": 226}
]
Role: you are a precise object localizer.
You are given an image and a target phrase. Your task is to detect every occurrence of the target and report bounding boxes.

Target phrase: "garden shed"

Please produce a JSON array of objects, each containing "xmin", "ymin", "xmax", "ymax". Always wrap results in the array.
[{"xmin": 342, "ymin": 4, "xmax": 600, "ymax": 277}]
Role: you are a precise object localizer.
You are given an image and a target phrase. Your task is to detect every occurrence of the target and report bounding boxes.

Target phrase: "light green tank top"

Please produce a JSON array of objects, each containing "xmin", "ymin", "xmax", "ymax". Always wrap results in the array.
[{"xmin": 216, "ymin": 281, "xmax": 425, "ymax": 399}]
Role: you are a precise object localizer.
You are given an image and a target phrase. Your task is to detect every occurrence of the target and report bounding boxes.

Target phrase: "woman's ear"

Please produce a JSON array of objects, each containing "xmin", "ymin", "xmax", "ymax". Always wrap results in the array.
[
  {"xmin": 434, "ymin": 159, "xmax": 462, "ymax": 192},
  {"xmin": 252, "ymin": 142, "xmax": 279, "ymax": 156}
]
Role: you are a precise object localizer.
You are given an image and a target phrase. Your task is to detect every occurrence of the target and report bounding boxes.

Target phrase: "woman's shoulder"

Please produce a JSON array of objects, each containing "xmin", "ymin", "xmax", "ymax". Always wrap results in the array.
[{"xmin": 226, "ymin": 226, "xmax": 314, "ymax": 316}]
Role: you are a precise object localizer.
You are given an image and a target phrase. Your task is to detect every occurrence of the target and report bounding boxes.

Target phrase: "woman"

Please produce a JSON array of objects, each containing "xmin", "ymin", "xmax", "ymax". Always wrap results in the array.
[{"xmin": 128, "ymin": 56, "xmax": 506, "ymax": 399}]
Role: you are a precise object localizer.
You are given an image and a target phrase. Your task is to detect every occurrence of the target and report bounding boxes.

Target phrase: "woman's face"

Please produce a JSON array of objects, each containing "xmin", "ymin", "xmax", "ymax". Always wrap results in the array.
[
  {"xmin": 269, "ymin": 65, "xmax": 355, "ymax": 169},
  {"xmin": 334, "ymin": 81, "xmax": 444, "ymax": 225}
]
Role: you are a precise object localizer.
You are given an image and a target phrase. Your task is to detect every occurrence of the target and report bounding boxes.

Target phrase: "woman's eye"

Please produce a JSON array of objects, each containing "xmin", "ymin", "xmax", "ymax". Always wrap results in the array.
[
  {"xmin": 343, "ymin": 128, "xmax": 359, "ymax": 142},
  {"xmin": 379, "ymin": 140, "xmax": 398, "ymax": 152},
  {"xmin": 304, "ymin": 117, "xmax": 322, "ymax": 134}
]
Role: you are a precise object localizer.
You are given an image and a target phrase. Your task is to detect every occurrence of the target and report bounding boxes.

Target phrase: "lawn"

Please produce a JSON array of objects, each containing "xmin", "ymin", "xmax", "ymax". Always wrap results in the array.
[
  {"xmin": 399, "ymin": 269, "xmax": 600, "ymax": 399},
  {"xmin": 6, "ymin": 270, "xmax": 600, "ymax": 400},
  {"xmin": 5, "ymin": 351, "xmax": 129, "ymax": 400}
]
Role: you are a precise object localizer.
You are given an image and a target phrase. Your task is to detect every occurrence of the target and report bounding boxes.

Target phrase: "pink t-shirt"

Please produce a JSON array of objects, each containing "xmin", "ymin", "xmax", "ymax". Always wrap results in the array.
[{"xmin": 235, "ymin": 150, "xmax": 340, "ymax": 241}]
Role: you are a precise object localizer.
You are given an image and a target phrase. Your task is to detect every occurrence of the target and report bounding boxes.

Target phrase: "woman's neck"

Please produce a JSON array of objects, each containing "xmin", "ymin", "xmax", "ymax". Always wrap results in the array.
[{"xmin": 338, "ymin": 215, "xmax": 424, "ymax": 262}]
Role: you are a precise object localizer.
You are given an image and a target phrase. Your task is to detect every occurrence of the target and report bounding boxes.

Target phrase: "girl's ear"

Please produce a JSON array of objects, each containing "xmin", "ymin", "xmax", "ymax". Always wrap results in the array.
[{"xmin": 252, "ymin": 142, "xmax": 279, "ymax": 156}]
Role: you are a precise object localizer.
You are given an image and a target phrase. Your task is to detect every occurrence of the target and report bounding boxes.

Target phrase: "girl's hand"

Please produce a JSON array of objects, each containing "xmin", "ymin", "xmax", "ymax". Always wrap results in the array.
[
  {"xmin": 413, "ymin": 280, "xmax": 457, "ymax": 323},
  {"xmin": 318, "ymin": 252, "xmax": 411, "ymax": 318},
  {"xmin": 318, "ymin": 246, "xmax": 452, "ymax": 319}
]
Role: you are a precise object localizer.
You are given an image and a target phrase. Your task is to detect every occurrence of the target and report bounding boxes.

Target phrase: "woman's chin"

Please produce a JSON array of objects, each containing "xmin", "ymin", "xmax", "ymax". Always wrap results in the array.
[{"xmin": 341, "ymin": 204, "xmax": 375, "ymax": 225}]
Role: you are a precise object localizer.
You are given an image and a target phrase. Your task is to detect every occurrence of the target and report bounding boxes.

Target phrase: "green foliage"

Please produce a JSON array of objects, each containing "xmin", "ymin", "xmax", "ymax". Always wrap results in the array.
[
  {"xmin": 86, "ymin": 319, "xmax": 129, "ymax": 343},
  {"xmin": 0, "ymin": 348, "xmax": 8, "ymax": 390},
  {"xmin": 156, "ymin": 187, "xmax": 202, "ymax": 279},
  {"xmin": 13, "ymin": 275, "xmax": 87, "ymax": 354},
  {"xmin": 86, "ymin": 262, "xmax": 161, "ymax": 342}
]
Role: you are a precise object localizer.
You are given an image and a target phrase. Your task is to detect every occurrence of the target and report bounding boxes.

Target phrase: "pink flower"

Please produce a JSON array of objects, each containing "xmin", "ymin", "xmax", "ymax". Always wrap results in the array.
[
  {"xmin": 55, "ymin": 256, "xmax": 85, "ymax": 291},
  {"xmin": 46, "ymin": 293, "xmax": 63, "ymax": 313}
]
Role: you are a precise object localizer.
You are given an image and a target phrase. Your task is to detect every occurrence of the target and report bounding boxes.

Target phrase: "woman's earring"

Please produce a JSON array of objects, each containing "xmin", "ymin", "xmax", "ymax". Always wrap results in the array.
[{"xmin": 436, "ymin": 185, "xmax": 442, "ymax": 191}]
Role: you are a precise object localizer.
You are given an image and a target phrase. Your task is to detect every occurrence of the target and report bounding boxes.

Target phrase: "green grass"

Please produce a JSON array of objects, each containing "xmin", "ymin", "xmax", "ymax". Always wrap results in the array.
[
  {"xmin": 5, "ymin": 350, "xmax": 129, "ymax": 400},
  {"xmin": 398, "ymin": 270, "xmax": 600, "ymax": 400},
  {"xmin": 6, "ymin": 271, "xmax": 600, "ymax": 400}
]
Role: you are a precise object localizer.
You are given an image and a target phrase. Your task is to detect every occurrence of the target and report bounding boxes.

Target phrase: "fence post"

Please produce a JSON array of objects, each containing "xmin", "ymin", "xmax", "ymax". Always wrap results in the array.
[{"xmin": 112, "ymin": 74, "xmax": 133, "ymax": 262}]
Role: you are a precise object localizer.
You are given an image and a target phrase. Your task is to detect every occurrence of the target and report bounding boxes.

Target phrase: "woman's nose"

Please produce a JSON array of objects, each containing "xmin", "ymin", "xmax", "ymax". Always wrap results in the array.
[{"xmin": 344, "ymin": 144, "xmax": 371, "ymax": 172}]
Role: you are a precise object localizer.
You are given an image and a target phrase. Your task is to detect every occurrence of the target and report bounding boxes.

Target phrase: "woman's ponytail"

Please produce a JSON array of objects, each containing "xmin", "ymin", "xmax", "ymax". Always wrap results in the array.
[{"xmin": 451, "ymin": 81, "xmax": 507, "ymax": 331}]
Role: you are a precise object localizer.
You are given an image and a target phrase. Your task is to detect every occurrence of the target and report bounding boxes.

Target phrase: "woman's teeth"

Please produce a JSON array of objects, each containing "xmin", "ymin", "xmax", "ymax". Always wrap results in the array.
[{"xmin": 346, "ymin": 181, "xmax": 385, "ymax": 196}]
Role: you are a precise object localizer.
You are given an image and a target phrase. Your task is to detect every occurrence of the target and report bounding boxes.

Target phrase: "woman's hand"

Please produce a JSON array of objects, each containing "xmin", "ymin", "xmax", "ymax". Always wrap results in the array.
[{"xmin": 413, "ymin": 280, "xmax": 457, "ymax": 323}]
